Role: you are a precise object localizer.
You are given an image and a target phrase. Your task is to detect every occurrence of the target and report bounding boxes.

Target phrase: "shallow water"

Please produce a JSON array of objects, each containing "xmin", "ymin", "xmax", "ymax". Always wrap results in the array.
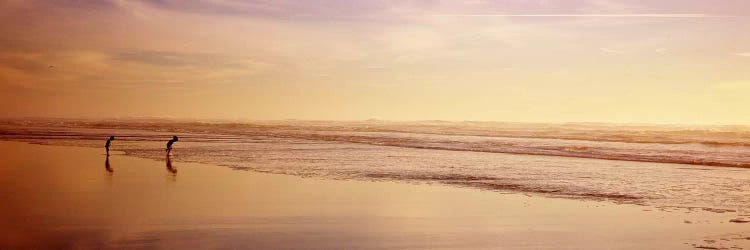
[
  {"xmin": 6, "ymin": 141, "xmax": 750, "ymax": 249},
  {"xmin": 1, "ymin": 119, "xmax": 750, "ymax": 212}
]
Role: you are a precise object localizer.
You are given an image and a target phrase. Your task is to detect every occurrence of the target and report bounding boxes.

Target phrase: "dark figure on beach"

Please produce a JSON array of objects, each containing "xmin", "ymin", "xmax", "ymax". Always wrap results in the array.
[
  {"xmin": 166, "ymin": 136, "xmax": 179, "ymax": 155},
  {"xmin": 105, "ymin": 136, "xmax": 114, "ymax": 156}
]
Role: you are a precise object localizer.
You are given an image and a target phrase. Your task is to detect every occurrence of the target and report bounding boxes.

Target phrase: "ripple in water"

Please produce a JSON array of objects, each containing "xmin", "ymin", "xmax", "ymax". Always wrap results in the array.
[{"xmin": 2, "ymin": 119, "xmax": 750, "ymax": 213}]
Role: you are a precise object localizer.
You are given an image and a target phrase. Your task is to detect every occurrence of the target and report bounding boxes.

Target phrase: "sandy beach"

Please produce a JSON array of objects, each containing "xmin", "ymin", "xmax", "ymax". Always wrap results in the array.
[
  {"xmin": 0, "ymin": 141, "xmax": 748, "ymax": 249},
  {"xmin": 4, "ymin": 0, "xmax": 750, "ymax": 248}
]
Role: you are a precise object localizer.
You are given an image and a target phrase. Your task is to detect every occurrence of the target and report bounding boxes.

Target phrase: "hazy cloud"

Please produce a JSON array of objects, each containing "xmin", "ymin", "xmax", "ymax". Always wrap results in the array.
[
  {"xmin": 111, "ymin": 50, "xmax": 231, "ymax": 67},
  {"xmin": 430, "ymin": 14, "xmax": 711, "ymax": 17},
  {"xmin": 600, "ymin": 48, "xmax": 626, "ymax": 54},
  {"xmin": 1, "ymin": 0, "xmax": 750, "ymax": 121}
]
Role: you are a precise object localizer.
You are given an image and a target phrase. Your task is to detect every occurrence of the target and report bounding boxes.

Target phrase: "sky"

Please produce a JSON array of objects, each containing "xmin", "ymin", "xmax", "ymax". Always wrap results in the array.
[{"xmin": 1, "ymin": 0, "xmax": 749, "ymax": 124}]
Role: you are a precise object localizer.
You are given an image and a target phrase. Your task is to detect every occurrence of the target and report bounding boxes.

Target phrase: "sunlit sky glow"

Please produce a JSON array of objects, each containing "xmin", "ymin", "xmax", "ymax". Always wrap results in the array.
[{"xmin": 1, "ymin": 0, "xmax": 749, "ymax": 124}]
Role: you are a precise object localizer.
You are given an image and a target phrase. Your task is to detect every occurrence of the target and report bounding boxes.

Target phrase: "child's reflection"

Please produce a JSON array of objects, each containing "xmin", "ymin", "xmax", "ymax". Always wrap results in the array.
[
  {"xmin": 166, "ymin": 155, "xmax": 177, "ymax": 174},
  {"xmin": 105, "ymin": 156, "xmax": 113, "ymax": 173}
]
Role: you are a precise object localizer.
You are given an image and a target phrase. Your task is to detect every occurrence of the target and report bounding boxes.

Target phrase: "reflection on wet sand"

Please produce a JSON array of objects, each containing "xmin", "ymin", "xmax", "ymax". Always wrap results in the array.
[
  {"xmin": 105, "ymin": 156, "xmax": 113, "ymax": 173},
  {"xmin": 166, "ymin": 155, "xmax": 177, "ymax": 174},
  {"xmin": 3, "ymin": 141, "xmax": 750, "ymax": 249}
]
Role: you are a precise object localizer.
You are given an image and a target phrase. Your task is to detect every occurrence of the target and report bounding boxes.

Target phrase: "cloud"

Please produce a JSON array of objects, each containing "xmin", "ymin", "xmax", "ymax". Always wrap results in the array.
[
  {"xmin": 110, "ymin": 50, "xmax": 229, "ymax": 67},
  {"xmin": 600, "ymin": 48, "xmax": 625, "ymax": 54},
  {"xmin": 430, "ymin": 14, "xmax": 712, "ymax": 18},
  {"xmin": 133, "ymin": 0, "xmax": 399, "ymax": 21},
  {"xmin": 2, "ymin": 0, "xmax": 118, "ymax": 10},
  {"xmin": 0, "ymin": 52, "xmax": 49, "ymax": 74}
]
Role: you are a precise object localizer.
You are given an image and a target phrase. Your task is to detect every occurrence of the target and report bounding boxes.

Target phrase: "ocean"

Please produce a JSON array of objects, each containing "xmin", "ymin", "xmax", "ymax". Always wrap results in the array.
[{"xmin": 2, "ymin": 119, "xmax": 749, "ymax": 213}]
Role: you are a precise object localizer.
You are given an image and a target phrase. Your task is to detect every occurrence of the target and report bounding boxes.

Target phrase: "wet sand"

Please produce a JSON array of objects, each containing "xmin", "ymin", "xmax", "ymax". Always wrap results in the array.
[{"xmin": 1, "ymin": 141, "xmax": 749, "ymax": 249}]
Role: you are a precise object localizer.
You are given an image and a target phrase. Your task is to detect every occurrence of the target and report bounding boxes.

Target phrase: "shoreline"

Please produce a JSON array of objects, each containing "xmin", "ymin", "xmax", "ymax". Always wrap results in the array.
[
  {"xmin": 1, "ymin": 141, "xmax": 750, "ymax": 249},
  {"xmin": 4, "ymin": 121, "xmax": 750, "ymax": 172},
  {"xmin": 2, "ymin": 121, "xmax": 750, "ymax": 215},
  {"xmin": 2, "ymin": 137, "xmax": 745, "ymax": 211}
]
